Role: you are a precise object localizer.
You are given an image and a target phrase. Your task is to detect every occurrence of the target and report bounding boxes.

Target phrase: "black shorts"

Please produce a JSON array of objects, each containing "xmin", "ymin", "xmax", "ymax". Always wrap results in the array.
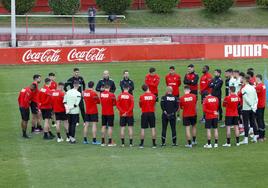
[
  {"xmin": 205, "ymin": 118, "xmax": 218, "ymax": 129},
  {"xmin": 102, "ymin": 115, "xmax": 114, "ymax": 127},
  {"xmin": 141, "ymin": 112, "xmax": 155, "ymax": 129},
  {"xmin": 183, "ymin": 116, "xmax": 197, "ymax": 126},
  {"xmin": 30, "ymin": 102, "xmax": 38, "ymax": 114},
  {"xmin": 55, "ymin": 112, "xmax": 68, "ymax": 121},
  {"xmin": 225, "ymin": 116, "xmax": 239, "ymax": 126},
  {"xmin": 19, "ymin": 107, "xmax": 30, "ymax": 121},
  {"xmin": 85, "ymin": 114, "xmax": 98, "ymax": 123},
  {"xmin": 120, "ymin": 116, "xmax": 134, "ymax": 127},
  {"xmin": 41, "ymin": 109, "xmax": 52, "ymax": 120}
]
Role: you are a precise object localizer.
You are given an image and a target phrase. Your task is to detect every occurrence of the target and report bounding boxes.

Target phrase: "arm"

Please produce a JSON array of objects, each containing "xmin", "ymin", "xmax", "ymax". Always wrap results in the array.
[
  {"xmin": 95, "ymin": 80, "xmax": 102, "ymax": 92},
  {"xmin": 74, "ymin": 93, "xmax": 81, "ymax": 107},
  {"xmin": 82, "ymin": 78, "xmax": 86, "ymax": 91},
  {"xmin": 110, "ymin": 81, "xmax": 116, "ymax": 93},
  {"xmin": 119, "ymin": 80, "xmax": 124, "ymax": 92},
  {"xmin": 64, "ymin": 78, "xmax": 72, "ymax": 92},
  {"xmin": 183, "ymin": 74, "xmax": 191, "ymax": 85},
  {"xmin": 178, "ymin": 75, "xmax": 182, "ymax": 87},
  {"xmin": 116, "ymin": 97, "xmax": 124, "ymax": 113},
  {"xmin": 192, "ymin": 74, "xmax": 199, "ymax": 85},
  {"xmin": 203, "ymin": 101, "xmax": 216, "ymax": 114},
  {"xmin": 160, "ymin": 97, "xmax": 166, "ymax": 112}
]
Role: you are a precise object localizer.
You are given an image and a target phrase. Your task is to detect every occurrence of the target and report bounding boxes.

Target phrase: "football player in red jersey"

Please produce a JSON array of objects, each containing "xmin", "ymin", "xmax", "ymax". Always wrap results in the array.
[
  {"xmin": 180, "ymin": 86, "xmax": 197, "ymax": 148},
  {"xmin": 203, "ymin": 92, "xmax": 219, "ymax": 149},
  {"xmin": 18, "ymin": 83, "xmax": 37, "ymax": 138},
  {"xmin": 100, "ymin": 84, "xmax": 116, "ymax": 146},
  {"xmin": 165, "ymin": 66, "xmax": 181, "ymax": 97},
  {"xmin": 83, "ymin": 81, "xmax": 101, "ymax": 145},
  {"xmin": 145, "ymin": 67, "xmax": 160, "ymax": 102},
  {"xmin": 183, "ymin": 64, "xmax": 199, "ymax": 97},
  {"xmin": 39, "ymin": 78, "xmax": 55, "ymax": 140},
  {"xmin": 51, "ymin": 82, "xmax": 69, "ymax": 143},
  {"xmin": 139, "ymin": 84, "xmax": 157, "ymax": 148},
  {"xmin": 222, "ymin": 86, "xmax": 241, "ymax": 147},
  {"xmin": 48, "ymin": 72, "xmax": 58, "ymax": 127},
  {"xmin": 255, "ymin": 74, "xmax": 267, "ymax": 141},
  {"xmin": 116, "ymin": 85, "xmax": 135, "ymax": 147}
]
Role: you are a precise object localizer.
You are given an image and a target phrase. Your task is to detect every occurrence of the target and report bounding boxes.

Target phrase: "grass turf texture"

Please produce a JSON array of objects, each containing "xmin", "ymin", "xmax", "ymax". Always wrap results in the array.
[
  {"xmin": 0, "ymin": 59, "xmax": 268, "ymax": 188},
  {"xmin": 1, "ymin": 7, "xmax": 268, "ymax": 28}
]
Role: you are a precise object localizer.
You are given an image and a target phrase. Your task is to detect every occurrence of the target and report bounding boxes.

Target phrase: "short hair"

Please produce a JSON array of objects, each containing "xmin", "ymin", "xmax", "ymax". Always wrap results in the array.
[
  {"xmin": 188, "ymin": 64, "xmax": 194, "ymax": 68},
  {"xmin": 184, "ymin": 85, "xmax": 190, "ymax": 90},
  {"xmin": 149, "ymin": 67, "xmax": 156, "ymax": 73},
  {"xmin": 225, "ymin": 68, "xmax": 233, "ymax": 73},
  {"xmin": 104, "ymin": 84, "xmax": 110, "ymax": 89},
  {"xmin": 256, "ymin": 74, "xmax": 263, "ymax": 81},
  {"xmin": 142, "ymin": 84, "xmax": 148, "ymax": 92},
  {"xmin": 247, "ymin": 68, "xmax": 254, "ymax": 72},
  {"xmin": 204, "ymin": 65, "xmax": 209, "ymax": 71},
  {"xmin": 88, "ymin": 81, "xmax": 94, "ymax": 88},
  {"xmin": 44, "ymin": 78, "xmax": 51, "ymax": 84},
  {"xmin": 48, "ymin": 72, "xmax": 55, "ymax": 77},
  {"xmin": 229, "ymin": 86, "xmax": 236, "ymax": 93},
  {"xmin": 33, "ymin": 74, "xmax": 41, "ymax": 80},
  {"xmin": 239, "ymin": 72, "xmax": 245, "ymax": 78},
  {"xmin": 233, "ymin": 70, "xmax": 240, "ymax": 73},
  {"xmin": 73, "ymin": 68, "xmax": 79, "ymax": 72},
  {"xmin": 123, "ymin": 70, "xmax": 129, "ymax": 74},
  {"xmin": 215, "ymin": 69, "xmax": 221, "ymax": 74},
  {"xmin": 169, "ymin": 66, "xmax": 175, "ymax": 70},
  {"xmin": 245, "ymin": 75, "xmax": 251, "ymax": 83},
  {"xmin": 58, "ymin": 82, "xmax": 65, "ymax": 86},
  {"xmin": 247, "ymin": 71, "xmax": 254, "ymax": 78}
]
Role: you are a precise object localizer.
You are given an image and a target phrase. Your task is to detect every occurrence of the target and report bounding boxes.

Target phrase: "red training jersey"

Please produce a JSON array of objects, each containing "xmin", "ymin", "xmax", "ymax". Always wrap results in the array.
[
  {"xmin": 31, "ymin": 81, "xmax": 39, "ymax": 103},
  {"xmin": 139, "ymin": 92, "xmax": 156, "ymax": 113},
  {"xmin": 100, "ymin": 90, "xmax": 116, "ymax": 116},
  {"xmin": 165, "ymin": 73, "xmax": 181, "ymax": 96},
  {"xmin": 116, "ymin": 91, "xmax": 134, "ymax": 117},
  {"xmin": 200, "ymin": 72, "xmax": 212, "ymax": 93},
  {"xmin": 83, "ymin": 89, "xmax": 100, "ymax": 115},
  {"xmin": 184, "ymin": 72, "xmax": 199, "ymax": 91},
  {"xmin": 49, "ymin": 80, "xmax": 58, "ymax": 91},
  {"xmin": 203, "ymin": 95, "xmax": 219, "ymax": 119},
  {"xmin": 255, "ymin": 83, "xmax": 266, "ymax": 108},
  {"xmin": 223, "ymin": 93, "xmax": 240, "ymax": 117},
  {"xmin": 179, "ymin": 93, "xmax": 197, "ymax": 117},
  {"xmin": 39, "ymin": 85, "xmax": 52, "ymax": 109},
  {"xmin": 145, "ymin": 74, "xmax": 160, "ymax": 95},
  {"xmin": 51, "ymin": 90, "xmax": 65, "ymax": 113},
  {"xmin": 18, "ymin": 87, "xmax": 33, "ymax": 108},
  {"xmin": 237, "ymin": 84, "xmax": 245, "ymax": 107}
]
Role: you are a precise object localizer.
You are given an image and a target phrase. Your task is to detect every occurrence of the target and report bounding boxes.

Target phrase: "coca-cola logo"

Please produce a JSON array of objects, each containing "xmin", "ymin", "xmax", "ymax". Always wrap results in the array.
[
  {"xmin": 22, "ymin": 49, "xmax": 61, "ymax": 63},
  {"xmin": 67, "ymin": 48, "xmax": 106, "ymax": 62}
]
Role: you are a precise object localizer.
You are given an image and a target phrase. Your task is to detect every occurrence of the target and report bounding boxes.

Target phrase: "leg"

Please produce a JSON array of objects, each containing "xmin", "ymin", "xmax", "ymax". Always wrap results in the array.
[
  {"xmin": 242, "ymin": 111, "xmax": 250, "ymax": 138},
  {"xmin": 56, "ymin": 120, "xmax": 61, "ymax": 139},
  {"xmin": 192, "ymin": 125, "xmax": 197, "ymax": 142},
  {"xmin": 207, "ymin": 129, "xmax": 211, "ymax": 144},
  {"xmin": 234, "ymin": 125, "xmax": 240, "ymax": 144},
  {"xmin": 92, "ymin": 122, "xmax": 97, "ymax": 142},
  {"xmin": 83, "ymin": 122, "xmax": 89, "ymax": 142},
  {"xmin": 128, "ymin": 126, "xmax": 133, "ymax": 145},
  {"xmin": 214, "ymin": 128, "xmax": 219, "ymax": 145},
  {"xmin": 170, "ymin": 117, "xmax": 177, "ymax": 145},
  {"xmin": 108, "ymin": 127, "xmax": 113, "ymax": 144},
  {"xmin": 101, "ymin": 126, "xmax": 106, "ymax": 144},
  {"xmin": 185, "ymin": 126, "xmax": 191, "ymax": 145},
  {"xmin": 120, "ymin": 126, "xmax": 125, "ymax": 145},
  {"xmin": 161, "ymin": 115, "xmax": 168, "ymax": 145},
  {"xmin": 249, "ymin": 111, "xmax": 258, "ymax": 136},
  {"xmin": 79, "ymin": 100, "xmax": 86, "ymax": 123},
  {"xmin": 63, "ymin": 120, "xmax": 69, "ymax": 138}
]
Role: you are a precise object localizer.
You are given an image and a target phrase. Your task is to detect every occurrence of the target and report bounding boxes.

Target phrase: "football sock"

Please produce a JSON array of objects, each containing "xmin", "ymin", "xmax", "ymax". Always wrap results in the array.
[
  {"xmin": 84, "ymin": 137, "xmax": 87, "ymax": 142},
  {"xmin": 227, "ymin": 138, "xmax": 230, "ymax": 144},
  {"xmin": 66, "ymin": 133, "xmax": 70, "ymax": 138},
  {"xmin": 121, "ymin": 138, "xmax": 125, "ymax": 145},
  {"xmin": 101, "ymin": 137, "xmax": 105, "ymax": 144},
  {"xmin": 193, "ymin": 136, "xmax": 196, "ymax": 142},
  {"xmin": 152, "ymin": 139, "xmax": 156, "ymax": 146},
  {"xmin": 93, "ymin": 138, "xmax": 96, "ymax": 142},
  {"xmin": 215, "ymin": 139, "xmax": 218, "ymax": 144},
  {"xmin": 236, "ymin": 137, "xmax": 239, "ymax": 143},
  {"xmin": 208, "ymin": 140, "xmax": 211, "ymax": 145},
  {"xmin": 188, "ymin": 140, "xmax": 192, "ymax": 145},
  {"xmin": 108, "ymin": 138, "xmax": 112, "ymax": 144},
  {"xmin": 129, "ymin": 139, "xmax": 133, "ymax": 145},
  {"xmin": 140, "ymin": 139, "xmax": 144, "ymax": 145},
  {"xmin": 57, "ymin": 133, "xmax": 61, "ymax": 139}
]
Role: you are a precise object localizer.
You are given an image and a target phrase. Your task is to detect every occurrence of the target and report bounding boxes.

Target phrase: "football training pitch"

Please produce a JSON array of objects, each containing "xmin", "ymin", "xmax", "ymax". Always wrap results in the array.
[{"xmin": 0, "ymin": 59, "xmax": 267, "ymax": 188}]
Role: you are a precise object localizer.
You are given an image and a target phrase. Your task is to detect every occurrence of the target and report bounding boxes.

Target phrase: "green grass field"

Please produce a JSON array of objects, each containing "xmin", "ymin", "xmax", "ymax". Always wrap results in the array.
[{"xmin": 0, "ymin": 59, "xmax": 268, "ymax": 188}]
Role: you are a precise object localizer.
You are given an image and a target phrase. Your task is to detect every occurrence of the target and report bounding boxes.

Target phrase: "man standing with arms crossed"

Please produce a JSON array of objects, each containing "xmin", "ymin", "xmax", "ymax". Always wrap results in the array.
[
  {"xmin": 117, "ymin": 85, "xmax": 135, "ymax": 147},
  {"xmin": 183, "ymin": 64, "xmax": 199, "ymax": 97},
  {"xmin": 160, "ymin": 86, "xmax": 179, "ymax": 147},
  {"xmin": 64, "ymin": 80, "xmax": 81, "ymax": 144},
  {"xmin": 120, "ymin": 70, "xmax": 134, "ymax": 95},
  {"xmin": 145, "ymin": 67, "xmax": 160, "ymax": 101},
  {"xmin": 96, "ymin": 70, "xmax": 116, "ymax": 93},
  {"xmin": 83, "ymin": 81, "xmax": 101, "ymax": 145},
  {"xmin": 139, "ymin": 84, "xmax": 157, "ymax": 148},
  {"xmin": 180, "ymin": 86, "xmax": 198, "ymax": 148}
]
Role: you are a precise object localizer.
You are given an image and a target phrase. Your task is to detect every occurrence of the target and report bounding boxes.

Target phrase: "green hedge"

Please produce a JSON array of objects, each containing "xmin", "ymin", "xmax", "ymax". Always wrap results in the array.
[
  {"xmin": 257, "ymin": 0, "xmax": 268, "ymax": 7},
  {"xmin": 96, "ymin": 0, "xmax": 132, "ymax": 14},
  {"xmin": 145, "ymin": 0, "xmax": 179, "ymax": 13},
  {"xmin": 1, "ymin": 0, "xmax": 36, "ymax": 15},
  {"xmin": 202, "ymin": 0, "xmax": 234, "ymax": 13},
  {"xmin": 49, "ymin": 0, "xmax": 80, "ymax": 15}
]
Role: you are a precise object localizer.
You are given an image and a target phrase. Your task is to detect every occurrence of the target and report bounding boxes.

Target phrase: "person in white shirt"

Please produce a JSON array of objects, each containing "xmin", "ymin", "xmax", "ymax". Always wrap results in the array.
[{"xmin": 229, "ymin": 70, "xmax": 241, "ymax": 94}]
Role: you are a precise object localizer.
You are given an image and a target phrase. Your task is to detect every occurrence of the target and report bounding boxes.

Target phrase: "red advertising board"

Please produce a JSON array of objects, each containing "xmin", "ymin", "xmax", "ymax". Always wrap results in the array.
[{"xmin": 0, "ymin": 42, "xmax": 268, "ymax": 65}]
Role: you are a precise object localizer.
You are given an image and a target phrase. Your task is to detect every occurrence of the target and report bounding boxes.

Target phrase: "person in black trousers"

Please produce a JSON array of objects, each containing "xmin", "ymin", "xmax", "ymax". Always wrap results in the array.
[
  {"xmin": 64, "ymin": 68, "xmax": 86, "ymax": 124},
  {"xmin": 160, "ymin": 86, "xmax": 179, "ymax": 146},
  {"xmin": 120, "ymin": 70, "xmax": 134, "ymax": 95},
  {"xmin": 209, "ymin": 69, "xmax": 223, "ymax": 121},
  {"xmin": 88, "ymin": 7, "xmax": 96, "ymax": 34},
  {"xmin": 96, "ymin": 70, "xmax": 116, "ymax": 93}
]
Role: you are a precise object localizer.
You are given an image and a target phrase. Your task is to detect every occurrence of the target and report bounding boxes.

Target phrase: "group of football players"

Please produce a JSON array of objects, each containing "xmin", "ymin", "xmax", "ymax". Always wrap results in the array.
[{"xmin": 18, "ymin": 65, "xmax": 266, "ymax": 148}]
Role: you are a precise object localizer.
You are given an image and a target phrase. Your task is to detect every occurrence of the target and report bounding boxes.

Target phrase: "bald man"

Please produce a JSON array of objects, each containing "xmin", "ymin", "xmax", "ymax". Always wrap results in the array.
[{"xmin": 96, "ymin": 70, "xmax": 116, "ymax": 93}]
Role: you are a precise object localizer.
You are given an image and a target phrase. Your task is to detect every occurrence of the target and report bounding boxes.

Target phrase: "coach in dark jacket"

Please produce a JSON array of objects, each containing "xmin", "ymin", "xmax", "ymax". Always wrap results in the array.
[
  {"xmin": 96, "ymin": 70, "xmax": 116, "ymax": 93},
  {"xmin": 120, "ymin": 70, "xmax": 134, "ymax": 95},
  {"xmin": 160, "ymin": 86, "xmax": 179, "ymax": 146},
  {"xmin": 209, "ymin": 69, "xmax": 223, "ymax": 121}
]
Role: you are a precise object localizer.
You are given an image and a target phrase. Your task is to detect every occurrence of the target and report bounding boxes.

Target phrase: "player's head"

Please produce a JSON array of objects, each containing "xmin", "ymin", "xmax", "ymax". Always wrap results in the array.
[
  {"xmin": 233, "ymin": 70, "xmax": 240, "ymax": 78},
  {"xmin": 142, "ymin": 84, "xmax": 149, "ymax": 92},
  {"xmin": 225, "ymin": 69, "xmax": 233, "ymax": 78},
  {"xmin": 244, "ymin": 75, "xmax": 251, "ymax": 84},
  {"xmin": 48, "ymin": 72, "xmax": 55, "ymax": 81},
  {"xmin": 123, "ymin": 84, "xmax": 129, "ymax": 92},
  {"xmin": 202, "ymin": 65, "xmax": 209, "ymax": 73},
  {"xmin": 103, "ymin": 70, "xmax": 109, "ymax": 79},
  {"xmin": 247, "ymin": 71, "xmax": 254, "ymax": 78},
  {"xmin": 169, "ymin": 66, "xmax": 175, "ymax": 74},
  {"xmin": 88, "ymin": 81, "xmax": 94, "ymax": 89},
  {"xmin": 58, "ymin": 82, "xmax": 65, "ymax": 91},
  {"xmin": 29, "ymin": 83, "xmax": 37, "ymax": 92},
  {"xmin": 44, "ymin": 78, "xmax": 51, "ymax": 86},
  {"xmin": 73, "ymin": 68, "xmax": 80, "ymax": 78},
  {"xmin": 247, "ymin": 68, "xmax": 254, "ymax": 73},
  {"xmin": 73, "ymin": 80, "xmax": 80, "ymax": 89},
  {"xmin": 33, "ymin": 74, "xmax": 41, "ymax": 84},
  {"xmin": 256, "ymin": 74, "xmax": 263, "ymax": 84},
  {"xmin": 149, "ymin": 67, "xmax": 156, "ymax": 75},
  {"xmin": 187, "ymin": 64, "xmax": 194, "ymax": 73},
  {"xmin": 166, "ymin": 86, "xmax": 173, "ymax": 94},
  {"xmin": 229, "ymin": 86, "xmax": 236, "ymax": 94},
  {"xmin": 184, "ymin": 85, "xmax": 191, "ymax": 94},
  {"xmin": 123, "ymin": 70, "xmax": 129, "ymax": 79},
  {"xmin": 104, "ymin": 84, "xmax": 110, "ymax": 91},
  {"xmin": 214, "ymin": 69, "xmax": 221, "ymax": 77}
]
